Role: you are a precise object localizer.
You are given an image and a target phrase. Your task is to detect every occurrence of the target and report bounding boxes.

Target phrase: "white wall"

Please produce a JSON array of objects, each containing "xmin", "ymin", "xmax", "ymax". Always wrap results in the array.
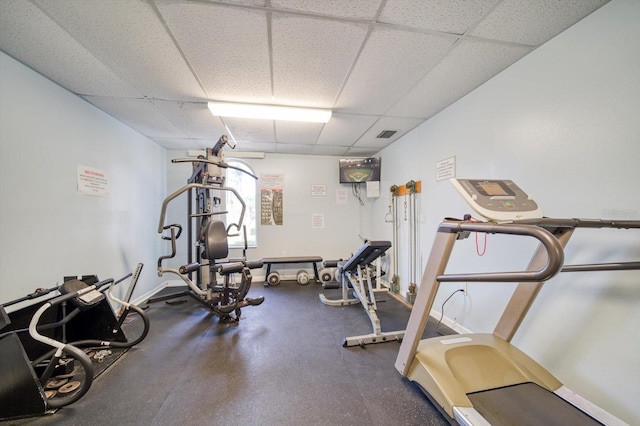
[
  {"xmin": 162, "ymin": 151, "xmax": 367, "ymax": 281},
  {"xmin": 373, "ymin": 1, "xmax": 640, "ymax": 423},
  {"xmin": 0, "ymin": 52, "xmax": 166, "ymax": 305}
]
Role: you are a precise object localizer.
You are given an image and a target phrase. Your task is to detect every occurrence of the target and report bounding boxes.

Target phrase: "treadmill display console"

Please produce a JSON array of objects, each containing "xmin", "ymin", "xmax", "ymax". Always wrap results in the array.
[{"xmin": 450, "ymin": 178, "xmax": 543, "ymax": 221}]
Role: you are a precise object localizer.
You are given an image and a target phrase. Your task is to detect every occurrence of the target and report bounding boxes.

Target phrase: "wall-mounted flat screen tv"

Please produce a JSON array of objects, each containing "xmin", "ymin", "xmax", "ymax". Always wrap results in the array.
[{"xmin": 339, "ymin": 157, "xmax": 381, "ymax": 183}]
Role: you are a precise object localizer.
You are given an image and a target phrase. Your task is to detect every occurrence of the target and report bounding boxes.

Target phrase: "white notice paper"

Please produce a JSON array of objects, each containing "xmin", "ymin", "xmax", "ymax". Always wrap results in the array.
[
  {"xmin": 336, "ymin": 189, "xmax": 348, "ymax": 205},
  {"xmin": 366, "ymin": 180, "xmax": 380, "ymax": 198},
  {"xmin": 435, "ymin": 156, "xmax": 456, "ymax": 181},
  {"xmin": 312, "ymin": 213, "xmax": 325, "ymax": 229},
  {"xmin": 77, "ymin": 165, "xmax": 110, "ymax": 196}
]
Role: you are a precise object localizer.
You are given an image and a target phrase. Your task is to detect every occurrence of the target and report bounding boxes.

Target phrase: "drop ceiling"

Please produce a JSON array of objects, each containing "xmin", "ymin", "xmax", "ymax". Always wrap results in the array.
[{"xmin": 0, "ymin": 0, "xmax": 609, "ymax": 156}]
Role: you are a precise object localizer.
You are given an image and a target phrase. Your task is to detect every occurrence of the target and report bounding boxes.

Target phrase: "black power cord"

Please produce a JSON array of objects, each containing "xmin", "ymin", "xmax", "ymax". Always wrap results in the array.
[{"xmin": 436, "ymin": 288, "xmax": 465, "ymax": 334}]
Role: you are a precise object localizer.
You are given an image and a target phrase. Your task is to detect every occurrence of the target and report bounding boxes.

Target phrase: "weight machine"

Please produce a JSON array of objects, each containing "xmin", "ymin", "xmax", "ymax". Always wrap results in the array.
[
  {"xmin": 154, "ymin": 135, "xmax": 264, "ymax": 322},
  {"xmin": 1, "ymin": 266, "xmax": 149, "ymax": 420}
]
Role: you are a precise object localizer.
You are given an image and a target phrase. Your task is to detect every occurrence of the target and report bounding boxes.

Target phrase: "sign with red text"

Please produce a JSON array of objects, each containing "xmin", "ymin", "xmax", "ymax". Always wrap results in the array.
[{"xmin": 77, "ymin": 165, "xmax": 110, "ymax": 196}]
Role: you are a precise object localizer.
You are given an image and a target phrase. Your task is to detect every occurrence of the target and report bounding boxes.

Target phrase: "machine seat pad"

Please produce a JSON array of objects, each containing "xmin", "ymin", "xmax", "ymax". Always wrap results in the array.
[
  {"xmin": 204, "ymin": 220, "xmax": 229, "ymax": 260},
  {"xmin": 341, "ymin": 241, "xmax": 391, "ymax": 273},
  {"xmin": 59, "ymin": 279, "xmax": 105, "ymax": 310}
]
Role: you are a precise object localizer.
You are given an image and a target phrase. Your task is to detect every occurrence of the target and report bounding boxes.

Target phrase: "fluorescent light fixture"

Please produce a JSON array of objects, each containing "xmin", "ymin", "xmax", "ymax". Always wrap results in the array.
[{"xmin": 208, "ymin": 101, "xmax": 331, "ymax": 123}]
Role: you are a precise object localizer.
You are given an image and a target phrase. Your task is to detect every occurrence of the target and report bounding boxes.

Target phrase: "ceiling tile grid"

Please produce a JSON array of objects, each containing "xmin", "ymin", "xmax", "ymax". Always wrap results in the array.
[
  {"xmin": 84, "ymin": 96, "xmax": 188, "ymax": 138},
  {"xmin": 468, "ymin": 0, "xmax": 609, "ymax": 46},
  {"xmin": 352, "ymin": 116, "xmax": 425, "ymax": 149},
  {"xmin": 0, "ymin": 0, "xmax": 138, "ymax": 97},
  {"xmin": 271, "ymin": 14, "xmax": 368, "ymax": 107},
  {"xmin": 157, "ymin": 0, "xmax": 273, "ymax": 103},
  {"xmin": 387, "ymin": 38, "xmax": 534, "ymax": 119},
  {"xmin": 378, "ymin": 0, "xmax": 499, "ymax": 34},
  {"xmin": 335, "ymin": 26, "xmax": 457, "ymax": 115},
  {"xmin": 315, "ymin": 112, "xmax": 379, "ymax": 146},
  {"xmin": 35, "ymin": 0, "xmax": 206, "ymax": 100},
  {"xmin": 270, "ymin": 0, "xmax": 382, "ymax": 21},
  {"xmin": 148, "ymin": 100, "xmax": 229, "ymax": 140},
  {"xmin": 0, "ymin": 0, "xmax": 611, "ymax": 155}
]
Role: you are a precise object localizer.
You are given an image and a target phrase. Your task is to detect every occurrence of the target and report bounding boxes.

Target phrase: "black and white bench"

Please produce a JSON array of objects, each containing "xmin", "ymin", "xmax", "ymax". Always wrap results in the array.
[
  {"xmin": 262, "ymin": 256, "xmax": 323, "ymax": 286},
  {"xmin": 319, "ymin": 241, "xmax": 404, "ymax": 347}
]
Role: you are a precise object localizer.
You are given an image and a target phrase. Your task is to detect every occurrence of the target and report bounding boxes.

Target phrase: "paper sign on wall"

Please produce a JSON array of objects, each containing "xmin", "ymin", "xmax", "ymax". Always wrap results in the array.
[
  {"xmin": 435, "ymin": 156, "xmax": 456, "ymax": 182},
  {"xmin": 366, "ymin": 181, "xmax": 380, "ymax": 198},
  {"xmin": 77, "ymin": 165, "xmax": 110, "ymax": 196},
  {"xmin": 312, "ymin": 213, "xmax": 325, "ymax": 229},
  {"xmin": 336, "ymin": 189, "xmax": 348, "ymax": 205}
]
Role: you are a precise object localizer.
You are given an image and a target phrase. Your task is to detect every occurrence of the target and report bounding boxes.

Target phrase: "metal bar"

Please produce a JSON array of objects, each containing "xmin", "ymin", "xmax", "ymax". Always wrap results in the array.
[
  {"xmin": 157, "ymin": 183, "xmax": 245, "ymax": 234},
  {"xmin": 436, "ymin": 221, "xmax": 564, "ymax": 283},
  {"xmin": 562, "ymin": 261, "xmax": 640, "ymax": 272}
]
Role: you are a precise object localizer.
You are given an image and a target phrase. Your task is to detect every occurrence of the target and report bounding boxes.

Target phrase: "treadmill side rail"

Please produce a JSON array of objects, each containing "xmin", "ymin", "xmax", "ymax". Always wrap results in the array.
[
  {"xmin": 453, "ymin": 407, "xmax": 491, "ymax": 426},
  {"xmin": 555, "ymin": 386, "xmax": 629, "ymax": 426}
]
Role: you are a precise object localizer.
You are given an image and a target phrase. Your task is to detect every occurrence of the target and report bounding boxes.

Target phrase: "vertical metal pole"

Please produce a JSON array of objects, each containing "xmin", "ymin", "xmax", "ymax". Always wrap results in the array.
[
  {"xmin": 187, "ymin": 188, "xmax": 193, "ymax": 280},
  {"xmin": 392, "ymin": 196, "xmax": 398, "ymax": 278}
]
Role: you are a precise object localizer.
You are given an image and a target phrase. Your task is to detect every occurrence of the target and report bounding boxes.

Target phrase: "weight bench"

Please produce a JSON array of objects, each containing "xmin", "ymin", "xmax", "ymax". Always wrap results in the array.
[
  {"xmin": 262, "ymin": 256, "xmax": 323, "ymax": 286},
  {"xmin": 319, "ymin": 241, "xmax": 404, "ymax": 347}
]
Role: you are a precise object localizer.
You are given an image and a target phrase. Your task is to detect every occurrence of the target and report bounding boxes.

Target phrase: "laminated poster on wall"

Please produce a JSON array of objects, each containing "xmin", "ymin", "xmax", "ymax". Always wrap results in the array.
[
  {"xmin": 260, "ymin": 173, "xmax": 284, "ymax": 226},
  {"xmin": 77, "ymin": 165, "xmax": 110, "ymax": 196}
]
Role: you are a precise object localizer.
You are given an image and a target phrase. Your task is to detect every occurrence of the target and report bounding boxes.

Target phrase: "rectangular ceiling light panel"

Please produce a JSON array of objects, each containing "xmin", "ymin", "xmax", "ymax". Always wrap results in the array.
[{"xmin": 208, "ymin": 101, "xmax": 331, "ymax": 123}]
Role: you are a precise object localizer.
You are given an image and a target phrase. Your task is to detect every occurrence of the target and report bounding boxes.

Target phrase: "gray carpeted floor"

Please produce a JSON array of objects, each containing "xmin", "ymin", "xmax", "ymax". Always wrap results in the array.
[{"xmin": 9, "ymin": 281, "xmax": 453, "ymax": 426}]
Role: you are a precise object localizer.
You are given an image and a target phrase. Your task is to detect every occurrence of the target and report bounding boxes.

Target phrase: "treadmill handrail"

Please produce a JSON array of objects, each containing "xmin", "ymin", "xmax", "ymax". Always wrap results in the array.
[
  {"xmin": 513, "ymin": 217, "xmax": 640, "ymax": 229},
  {"xmin": 436, "ymin": 221, "xmax": 565, "ymax": 283},
  {"xmin": 562, "ymin": 261, "xmax": 640, "ymax": 272}
]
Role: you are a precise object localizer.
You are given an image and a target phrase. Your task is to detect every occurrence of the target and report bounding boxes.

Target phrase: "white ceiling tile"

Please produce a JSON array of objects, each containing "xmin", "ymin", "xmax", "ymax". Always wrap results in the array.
[
  {"xmin": 150, "ymin": 138, "xmax": 194, "ymax": 150},
  {"xmin": 275, "ymin": 121, "xmax": 324, "ymax": 144},
  {"xmin": 0, "ymin": 0, "xmax": 139, "ymax": 97},
  {"xmin": 151, "ymin": 137, "xmax": 220, "ymax": 150},
  {"xmin": 221, "ymin": 117, "xmax": 275, "ymax": 142},
  {"xmin": 271, "ymin": 0, "xmax": 382, "ymax": 20},
  {"xmin": 149, "ymin": 100, "xmax": 229, "ymax": 140},
  {"xmin": 83, "ymin": 96, "xmax": 186, "ymax": 138},
  {"xmin": 468, "ymin": 0, "xmax": 608, "ymax": 46},
  {"xmin": 379, "ymin": 0, "xmax": 497, "ymax": 34},
  {"xmin": 275, "ymin": 143, "xmax": 314, "ymax": 154},
  {"xmin": 353, "ymin": 116, "xmax": 424, "ymax": 148},
  {"xmin": 223, "ymin": 0, "xmax": 267, "ymax": 6},
  {"xmin": 336, "ymin": 26, "xmax": 456, "ymax": 114},
  {"xmin": 388, "ymin": 39, "xmax": 532, "ymax": 118},
  {"xmin": 233, "ymin": 141, "xmax": 277, "ymax": 153},
  {"xmin": 345, "ymin": 147, "xmax": 380, "ymax": 157},
  {"xmin": 0, "ymin": 0, "xmax": 605, "ymax": 155},
  {"xmin": 271, "ymin": 15, "xmax": 368, "ymax": 107},
  {"xmin": 311, "ymin": 145, "xmax": 350, "ymax": 156},
  {"xmin": 316, "ymin": 113, "xmax": 379, "ymax": 145},
  {"xmin": 35, "ymin": 0, "xmax": 206, "ymax": 100},
  {"xmin": 157, "ymin": 1, "xmax": 272, "ymax": 103}
]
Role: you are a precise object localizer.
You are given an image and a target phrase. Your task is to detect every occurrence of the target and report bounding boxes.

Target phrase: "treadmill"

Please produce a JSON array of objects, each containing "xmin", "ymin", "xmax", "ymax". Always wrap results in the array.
[{"xmin": 394, "ymin": 178, "xmax": 639, "ymax": 426}]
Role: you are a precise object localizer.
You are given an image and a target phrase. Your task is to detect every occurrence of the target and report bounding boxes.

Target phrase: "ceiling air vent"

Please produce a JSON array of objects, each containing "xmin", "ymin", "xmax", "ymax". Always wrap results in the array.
[{"xmin": 376, "ymin": 130, "xmax": 397, "ymax": 139}]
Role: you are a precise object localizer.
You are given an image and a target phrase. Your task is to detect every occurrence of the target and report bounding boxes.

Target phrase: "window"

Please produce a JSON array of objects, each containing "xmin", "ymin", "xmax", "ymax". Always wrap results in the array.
[{"xmin": 225, "ymin": 160, "xmax": 257, "ymax": 248}]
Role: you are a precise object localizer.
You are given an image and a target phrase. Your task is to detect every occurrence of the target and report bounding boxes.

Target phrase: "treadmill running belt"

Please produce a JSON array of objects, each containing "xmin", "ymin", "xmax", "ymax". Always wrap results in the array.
[{"xmin": 467, "ymin": 382, "xmax": 603, "ymax": 426}]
